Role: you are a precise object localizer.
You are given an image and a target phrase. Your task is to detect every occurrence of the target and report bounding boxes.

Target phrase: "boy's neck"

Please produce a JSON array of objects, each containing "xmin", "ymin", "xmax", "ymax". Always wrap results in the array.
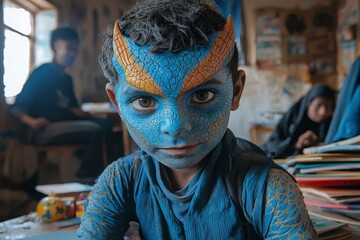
[{"xmin": 165, "ymin": 161, "xmax": 203, "ymax": 191}]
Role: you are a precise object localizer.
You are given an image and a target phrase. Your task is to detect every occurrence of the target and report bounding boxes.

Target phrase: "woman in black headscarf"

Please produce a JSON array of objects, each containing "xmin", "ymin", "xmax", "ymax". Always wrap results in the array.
[{"xmin": 262, "ymin": 84, "xmax": 337, "ymax": 158}]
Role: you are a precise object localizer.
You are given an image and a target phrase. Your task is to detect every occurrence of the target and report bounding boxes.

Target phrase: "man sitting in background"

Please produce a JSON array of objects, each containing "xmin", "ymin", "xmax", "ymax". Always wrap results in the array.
[{"xmin": 10, "ymin": 27, "xmax": 113, "ymax": 181}]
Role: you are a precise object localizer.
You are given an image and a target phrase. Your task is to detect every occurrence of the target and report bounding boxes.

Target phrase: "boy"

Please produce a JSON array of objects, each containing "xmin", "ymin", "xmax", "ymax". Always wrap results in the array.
[
  {"xmin": 10, "ymin": 27, "xmax": 112, "ymax": 180},
  {"xmin": 79, "ymin": 0, "xmax": 316, "ymax": 239}
]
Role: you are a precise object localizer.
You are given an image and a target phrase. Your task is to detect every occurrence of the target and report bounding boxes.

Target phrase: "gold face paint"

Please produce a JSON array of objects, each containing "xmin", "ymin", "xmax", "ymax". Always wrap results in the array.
[
  {"xmin": 113, "ymin": 16, "xmax": 235, "ymax": 100},
  {"xmin": 179, "ymin": 16, "xmax": 235, "ymax": 99},
  {"xmin": 113, "ymin": 21, "xmax": 164, "ymax": 97}
]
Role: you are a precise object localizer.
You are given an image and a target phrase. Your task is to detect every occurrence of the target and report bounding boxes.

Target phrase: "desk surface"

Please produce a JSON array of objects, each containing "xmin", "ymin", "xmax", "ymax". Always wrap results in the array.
[
  {"xmin": 0, "ymin": 213, "xmax": 78, "ymax": 239},
  {"xmin": 1, "ymin": 212, "xmax": 360, "ymax": 239}
]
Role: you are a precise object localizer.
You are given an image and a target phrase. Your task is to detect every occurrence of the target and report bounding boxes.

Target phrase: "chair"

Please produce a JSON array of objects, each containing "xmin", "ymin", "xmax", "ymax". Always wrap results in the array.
[
  {"xmin": 6, "ymin": 110, "xmax": 109, "ymax": 183},
  {"xmin": 33, "ymin": 144, "xmax": 85, "ymax": 183},
  {"xmin": 7, "ymin": 119, "xmax": 84, "ymax": 183},
  {"xmin": 250, "ymin": 124, "xmax": 274, "ymax": 146}
]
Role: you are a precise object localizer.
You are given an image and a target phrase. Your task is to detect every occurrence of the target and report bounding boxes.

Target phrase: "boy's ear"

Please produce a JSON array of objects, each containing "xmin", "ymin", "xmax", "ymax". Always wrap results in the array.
[
  {"xmin": 231, "ymin": 69, "xmax": 246, "ymax": 111},
  {"xmin": 105, "ymin": 83, "xmax": 121, "ymax": 116}
]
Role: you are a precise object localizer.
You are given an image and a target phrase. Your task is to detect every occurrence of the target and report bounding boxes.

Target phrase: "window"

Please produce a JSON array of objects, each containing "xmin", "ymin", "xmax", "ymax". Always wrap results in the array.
[{"xmin": 3, "ymin": 0, "xmax": 57, "ymax": 104}]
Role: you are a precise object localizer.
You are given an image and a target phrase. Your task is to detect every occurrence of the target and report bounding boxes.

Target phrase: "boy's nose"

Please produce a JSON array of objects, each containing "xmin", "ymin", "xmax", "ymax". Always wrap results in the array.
[{"xmin": 160, "ymin": 109, "xmax": 191, "ymax": 136}]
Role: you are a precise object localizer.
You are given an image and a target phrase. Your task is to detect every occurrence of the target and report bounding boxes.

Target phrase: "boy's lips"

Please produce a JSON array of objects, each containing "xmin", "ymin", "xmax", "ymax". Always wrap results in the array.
[{"xmin": 158, "ymin": 144, "xmax": 200, "ymax": 156}]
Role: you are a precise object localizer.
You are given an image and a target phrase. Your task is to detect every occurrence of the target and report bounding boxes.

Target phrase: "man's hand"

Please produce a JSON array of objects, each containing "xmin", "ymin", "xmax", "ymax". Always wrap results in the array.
[
  {"xmin": 26, "ymin": 117, "xmax": 49, "ymax": 130},
  {"xmin": 295, "ymin": 130, "xmax": 319, "ymax": 149}
]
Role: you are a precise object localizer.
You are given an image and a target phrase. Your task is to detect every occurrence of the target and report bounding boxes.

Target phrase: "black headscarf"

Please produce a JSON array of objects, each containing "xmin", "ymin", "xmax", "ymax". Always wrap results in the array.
[{"xmin": 262, "ymin": 84, "xmax": 337, "ymax": 158}]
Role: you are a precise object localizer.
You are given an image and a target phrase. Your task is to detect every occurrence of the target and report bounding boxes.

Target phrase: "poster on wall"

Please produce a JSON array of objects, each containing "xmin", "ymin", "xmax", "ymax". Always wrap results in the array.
[
  {"xmin": 256, "ymin": 11, "xmax": 281, "ymax": 36},
  {"xmin": 341, "ymin": 41, "xmax": 357, "ymax": 69},
  {"xmin": 338, "ymin": 0, "xmax": 358, "ymax": 27},
  {"xmin": 340, "ymin": 25, "xmax": 357, "ymax": 42},
  {"xmin": 309, "ymin": 58, "xmax": 334, "ymax": 76},
  {"xmin": 287, "ymin": 36, "xmax": 306, "ymax": 56},
  {"xmin": 256, "ymin": 36, "xmax": 282, "ymax": 69},
  {"xmin": 308, "ymin": 36, "xmax": 335, "ymax": 55}
]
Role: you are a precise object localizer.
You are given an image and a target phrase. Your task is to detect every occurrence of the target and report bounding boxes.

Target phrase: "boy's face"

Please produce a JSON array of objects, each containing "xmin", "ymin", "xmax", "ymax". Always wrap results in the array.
[{"xmin": 107, "ymin": 17, "xmax": 244, "ymax": 169}]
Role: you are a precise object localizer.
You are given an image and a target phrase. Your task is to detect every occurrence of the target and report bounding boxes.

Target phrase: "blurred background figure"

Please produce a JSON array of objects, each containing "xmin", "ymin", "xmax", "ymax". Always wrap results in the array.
[
  {"xmin": 9, "ymin": 27, "xmax": 112, "ymax": 180},
  {"xmin": 262, "ymin": 84, "xmax": 336, "ymax": 158},
  {"xmin": 325, "ymin": 57, "xmax": 360, "ymax": 144}
]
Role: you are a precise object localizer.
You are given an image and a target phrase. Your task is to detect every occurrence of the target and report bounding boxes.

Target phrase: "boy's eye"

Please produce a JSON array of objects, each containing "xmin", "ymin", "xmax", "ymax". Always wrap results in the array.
[
  {"xmin": 130, "ymin": 97, "xmax": 157, "ymax": 113},
  {"xmin": 190, "ymin": 90, "xmax": 215, "ymax": 104}
]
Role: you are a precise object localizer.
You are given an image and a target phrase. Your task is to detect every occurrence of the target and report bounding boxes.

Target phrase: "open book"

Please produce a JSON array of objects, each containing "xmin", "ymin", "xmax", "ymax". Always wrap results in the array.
[{"xmin": 303, "ymin": 135, "xmax": 360, "ymax": 154}]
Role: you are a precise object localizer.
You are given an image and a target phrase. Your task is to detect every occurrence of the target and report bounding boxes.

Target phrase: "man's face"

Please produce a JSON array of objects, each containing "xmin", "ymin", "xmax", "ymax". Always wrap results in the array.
[
  {"xmin": 53, "ymin": 40, "xmax": 79, "ymax": 67},
  {"xmin": 109, "ymin": 17, "xmax": 240, "ymax": 169}
]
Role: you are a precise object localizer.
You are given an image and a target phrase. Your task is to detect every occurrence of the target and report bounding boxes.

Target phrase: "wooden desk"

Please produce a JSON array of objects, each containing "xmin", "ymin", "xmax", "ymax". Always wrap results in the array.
[
  {"xmin": 81, "ymin": 102, "xmax": 135, "ymax": 156},
  {"xmin": 2, "ymin": 212, "xmax": 359, "ymax": 239},
  {"xmin": 0, "ymin": 212, "xmax": 78, "ymax": 239},
  {"xmin": 250, "ymin": 124, "xmax": 274, "ymax": 145}
]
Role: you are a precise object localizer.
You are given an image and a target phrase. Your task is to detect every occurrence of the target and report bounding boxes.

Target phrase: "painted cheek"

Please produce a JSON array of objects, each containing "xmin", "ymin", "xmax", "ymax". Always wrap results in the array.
[
  {"xmin": 120, "ymin": 105, "xmax": 160, "ymax": 147},
  {"xmin": 190, "ymin": 81, "xmax": 233, "ymax": 145}
]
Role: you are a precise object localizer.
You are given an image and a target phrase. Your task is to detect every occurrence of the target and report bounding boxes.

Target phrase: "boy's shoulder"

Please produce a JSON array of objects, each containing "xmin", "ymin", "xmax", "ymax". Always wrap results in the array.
[
  {"xmin": 99, "ymin": 151, "xmax": 139, "ymax": 183},
  {"xmin": 107, "ymin": 151, "xmax": 138, "ymax": 171},
  {"xmin": 230, "ymin": 136, "xmax": 284, "ymax": 179},
  {"xmin": 226, "ymin": 131, "xmax": 269, "ymax": 165}
]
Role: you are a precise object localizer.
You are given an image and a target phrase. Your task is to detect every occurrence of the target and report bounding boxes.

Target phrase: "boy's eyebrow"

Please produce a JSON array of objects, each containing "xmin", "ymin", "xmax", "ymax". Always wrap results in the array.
[
  {"xmin": 121, "ymin": 84, "xmax": 150, "ymax": 95},
  {"xmin": 178, "ymin": 78, "xmax": 224, "ymax": 96},
  {"xmin": 203, "ymin": 78, "xmax": 224, "ymax": 85},
  {"xmin": 189, "ymin": 77, "xmax": 224, "ymax": 89}
]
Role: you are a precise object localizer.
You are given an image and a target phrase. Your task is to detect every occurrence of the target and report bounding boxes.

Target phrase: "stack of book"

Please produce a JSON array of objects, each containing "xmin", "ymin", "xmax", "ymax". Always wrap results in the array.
[
  {"xmin": 310, "ymin": 214, "xmax": 352, "ymax": 240},
  {"xmin": 275, "ymin": 135, "xmax": 360, "ymax": 238},
  {"xmin": 303, "ymin": 135, "xmax": 360, "ymax": 155},
  {"xmin": 302, "ymin": 186, "xmax": 360, "ymax": 226},
  {"xmin": 287, "ymin": 153, "xmax": 360, "ymax": 188}
]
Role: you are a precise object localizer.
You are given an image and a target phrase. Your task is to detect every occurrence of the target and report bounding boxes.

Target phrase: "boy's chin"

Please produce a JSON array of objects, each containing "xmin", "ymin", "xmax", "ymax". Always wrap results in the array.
[
  {"xmin": 154, "ymin": 152, "xmax": 207, "ymax": 169},
  {"xmin": 159, "ymin": 160, "xmax": 203, "ymax": 170}
]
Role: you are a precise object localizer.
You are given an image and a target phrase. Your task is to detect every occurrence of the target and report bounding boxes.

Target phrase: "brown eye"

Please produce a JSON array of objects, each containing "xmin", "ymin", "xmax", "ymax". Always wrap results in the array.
[
  {"xmin": 138, "ymin": 98, "xmax": 152, "ymax": 107},
  {"xmin": 190, "ymin": 90, "xmax": 215, "ymax": 104},
  {"xmin": 131, "ymin": 97, "xmax": 157, "ymax": 113}
]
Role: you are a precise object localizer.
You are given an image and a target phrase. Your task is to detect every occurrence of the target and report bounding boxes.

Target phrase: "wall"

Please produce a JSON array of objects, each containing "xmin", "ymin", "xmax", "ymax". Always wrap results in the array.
[
  {"xmin": 243, "ymin": 0, "xmax": 335, "ymax": 66},
  {"xmin": 48, "ymin": 0, "xmax": 134, "ymax": 103},
  {"xmin": 336, "ymin": 0, "xmax": 360, "ymax": 86},
  {"xmin": 0, "ymin": 0, "xmax": 135, "ymax": 130},
  {"xmin": 228, "ymin": 0, "xmax": 336, "ymax": 142}
]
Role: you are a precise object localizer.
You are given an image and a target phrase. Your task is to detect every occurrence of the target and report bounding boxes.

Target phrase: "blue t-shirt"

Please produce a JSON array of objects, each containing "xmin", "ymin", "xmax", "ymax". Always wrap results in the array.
[
  {"xmin": 78, "ymin": 130, "xmax": 316, "ymax": 239},
  {"xmin": 12, "ymin": 62, "xmax": 79, "ymax": 122}
]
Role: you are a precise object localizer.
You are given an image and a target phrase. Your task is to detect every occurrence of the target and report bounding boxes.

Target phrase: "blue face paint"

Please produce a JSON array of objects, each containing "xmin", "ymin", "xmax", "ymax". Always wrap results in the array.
[
  {"xmin": 112, "ymin": 18, "xmax": 236, "ymax": 169},
  {"xmin": 114, "ymin": 66, "xmax": 234, "ymax": 169}
]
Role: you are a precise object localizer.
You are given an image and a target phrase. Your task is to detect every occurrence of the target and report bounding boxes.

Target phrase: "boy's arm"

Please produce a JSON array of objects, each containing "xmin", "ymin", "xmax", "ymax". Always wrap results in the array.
[
  {"xmin": 78, "ymin": 161, "xmax": 134, "ymax": 239},
  {"xmin": 263, "ymin": 168, "xmax": 317, "ymax": 239}
]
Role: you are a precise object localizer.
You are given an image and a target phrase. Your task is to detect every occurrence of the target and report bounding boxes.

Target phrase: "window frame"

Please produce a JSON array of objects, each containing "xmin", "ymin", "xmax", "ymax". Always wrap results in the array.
[{"xmin": 2, "ymin": 0, "xmax": 57, "ymax": 103}]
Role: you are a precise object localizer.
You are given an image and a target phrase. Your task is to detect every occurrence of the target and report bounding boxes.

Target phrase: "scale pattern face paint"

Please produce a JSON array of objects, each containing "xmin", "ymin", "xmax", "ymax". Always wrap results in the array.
[
  {"xmin": 113, "ymin": 23, "xmax": 163, "ymax": 97},
  {"xmin": 112, "ymin": 17, "xmax": 236, "ymax": 169}
]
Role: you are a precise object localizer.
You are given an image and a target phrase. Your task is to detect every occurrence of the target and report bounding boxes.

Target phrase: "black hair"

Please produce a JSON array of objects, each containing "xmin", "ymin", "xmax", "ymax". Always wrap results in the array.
[
  {"xmin": 99, "ymin": 0, "xmax": 238, "ymax": 84},
  {"xmin": 50, "ymin": 27, "xmax": 79, "ymax": 49}
]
